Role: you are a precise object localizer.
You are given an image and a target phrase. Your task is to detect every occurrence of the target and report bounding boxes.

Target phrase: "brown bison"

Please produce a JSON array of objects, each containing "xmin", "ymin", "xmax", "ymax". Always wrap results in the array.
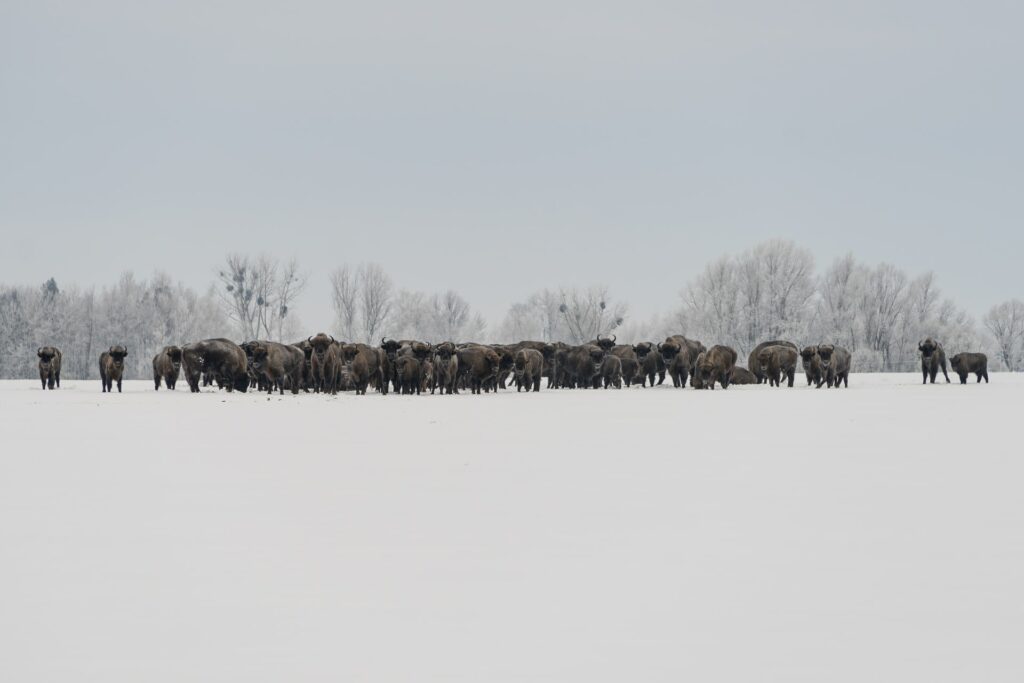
[
  {"xmin": 37, "ymin": 346, "xmax": 62, "ymax": 390},
  {"xmin": 181, "ymin": 339, "xmax": 249, "ymax": 393},
  {"xmin": 457, "ymin": 345, "xmax": 501, "ymax": 394},
  {"xmin": 431, "ymin": 342, "xmax": 459, "ymax": 395},
  {"xmin": 250, "ymin": 341, "xmax": 305, "ymax": 395},
  {"xmin": 561, "ymin": 344, "xmax": 605, "ymax": 389},
  {"xmin": 633, "ymin": 342, "xmax": 665, "ymax": 387},
  {"xmin": 816, "ymin": 344, "xmax": 851, "ymax": 388},
  {"xmin": 395, "ymin": 355, "xmax": 422, "ymax": 395},
  {"xmin": 290, "ymin": 339, "xmax": 314, "ymax": 391},
  {"xmin": 950, "ymin": 352, "xmax": 989, "ymax": 384},
  {"xmin": 513, "ymin": 348, "xmax": 544, "ymax": 392},
  {"xmin": 694, "ymin": 345, "xmax": 737, "ymax": 390},
  {"xmin": 918, "ymin": 338, "xmax": 950, "ymax": 384},
  {"xmin": 748, "ymin": 340, "xmax": 798, "ymax": 384},
  {"xmin": 729, "ymin": 366, "xmax": 758, "ymax": 385},
  {"xmin": 99, "ymin": 345, "xmax": 128, "ymax": 393},
  {"xmin": 308, "ymin": 333, "xmax": 341, "ymax": 394},
  {"xmin": 757, "ymin": 345, "xmax": 799, "ymax": 388},
  {"xmin": 152, "ymin": 345, "xmax": 182, "ymax": 390},
  {"xmin": 800, "ymin": 346, "xmax": 823, "ymax": 387},
  {"xmin": 339, "ymin": 343, "xmax": 383, "ymax": 395},
  {"xmin": 609, "ymin": 345, "xmax": 640, "ymax": 387},
  {"xmin": 601, "ymin": 354, "xmax": 623, "ymax": 389}
]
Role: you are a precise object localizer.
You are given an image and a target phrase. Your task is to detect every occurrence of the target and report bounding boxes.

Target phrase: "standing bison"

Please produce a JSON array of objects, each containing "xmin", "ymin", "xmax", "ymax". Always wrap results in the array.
[
  {"xmin": 950, "ymin": 352, "xmax": 988, "ymax": 384},
  {"xmin": 152, "ymin": 346, "xmax": 182, "ymax": 390},
  {"xmin": 37, "ymin": 346, "xmax": 62, "ymax": 390},
  {"xmin": 181, "ymin": 339, "xmax": 249, "ymax": 393},
  {"xmin": 99, "ymin": 345, "xmax": 128, "ymax": 393},
  {"xmin": 339, "ymin": 343, "xmax": 384, "ymax": 395},
  {"xmin": 748, "ymin": 340, "xmax": 798, "ymax": 384},
  {"xmin": 601, "ymin": 354, "xmax": 623, "ymax": 389},
  {"xmin": 918, "ymin": 338, "xmax": 951, "ymax": 384},
  {"xmin": 633, "ymin": 342, "xmax": 665, "ymax": 387},
  {"xmin": 456, "ymin": 345, "xmax": 501, "ymax": 394},
  {"xmin": 308, "ymin": 333, "xmax": 341, "ymax": 394},
  {"xmin": 395, "ymin": 355, "xmax": 422, "ymax": 395},
  {"xmin": 431, "ymin": 342, "xmax": 459, "ymax": 395},
  {"xmin": 757, "ymin": 345, "xmax": 798, "ymax": 388},
  {"xmin": 694, "ymin": 345, "xmax": 737, "ymax": 390},
  {"xmin": 250, "ymin": 341, "xmax": 305, "ymax": 395},
  {"xmin": 800, "ymin": 346, "xmax": 823, "ymax": 387},
  {"xmin": 816, "ymin": 344, "xmax": 851, "ymax": 388},
  {"xmin": 513, "ymin": 348, "xmax": 544, "ymax": 392}
]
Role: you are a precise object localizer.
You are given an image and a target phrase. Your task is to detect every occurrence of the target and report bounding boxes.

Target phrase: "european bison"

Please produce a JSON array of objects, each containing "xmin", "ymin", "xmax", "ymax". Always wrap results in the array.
[
  {"xmin": 431, "ymin": 342, "xmax": 459, "ymax": 395},
  {"xmin": 250, "ymin": 341, "xmax": 305, "ymax": 395},
  {"xmin": 99, "ymin": 345, "xmax": 128, "ymax": 393},
  {"xmin": 291, "ymin": 339, "xmax": 314, "ymax": 391},
  {"xmin": 816, "ymin": 344, "xmax": 851, "ymax": 388},
  {"xmin": 181, "ymin": 339, "xmax": 249, "ymax": 393},
  {"xmin": 152, "ymin": 345, "xmax": 182, "ymax": 390},
  {"xmin": 800, "ymin": 346, "xmax": 823, "ymax": 387},
  {"xmin": 694, "ymin": 345, "xmax": 737, "ymax": 390},
  {"xmin": 457, "ymin": 345, "xmax": 501, "ymax": 394},
  {"xmin": 514, "ymin": 347, "xmax": 544, "ymax": 392},
  {"xmin": 609, "ymin": 345, "xmax": 640, "ymax": 386},
  {"xmin": 37, "ymin": 346, "xmax": 62, "ymax": 390},
  {"xmin": 395, "ymin": 355, "xmax": 422, "ymax": 395},
  {"xmin": 309, "ymin": 333, "xmax": 341, "ymax": 394},
  {"xmin": 562, "ymin": 344, "xmax": 605, "ymax": 389},
  {"xmin": 950, "ymin": 352, "xmax": 989, "ymax": 384},
  {"xmin": 729, "ymin": 366, "xmax": 758, "ymax": 385},
  {"xmin": 757, "ymin": 345, "xmax": 798, "ymax": 388},
  {"xmin": 918, "ymin": 338, "xmax": 951, "ymax": 384},
  {"xmin": 748, "ymin": 340, "xmax": 798, "ymax": 384},
  {"xmin": 633, "ymin": 342, "xmax": 665, "ymax": 387},
  {"xmin": 340, "ymin": 343, "xmax": 383, "ymax": 395},
  {"xmin": 601, "ymin": 354, "xmax": 623, "ymax": 389}
]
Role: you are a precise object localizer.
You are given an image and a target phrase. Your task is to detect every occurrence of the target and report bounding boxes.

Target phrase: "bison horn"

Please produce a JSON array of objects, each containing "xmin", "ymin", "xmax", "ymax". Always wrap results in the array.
[
  {"xmin": 330, "ymin": 336, "xmax": 336, "ymax": 343},
  {"xmin": 382, "ymin": 337, "xmax": 388, "ymax": 346},
  {"xmin": 610, "ymin": 334, "xmax": 616, "ymax": 343},
  {"xmin": 307, "ymin": 336, "xmax": 313, "ymax": 343},
  {"xmin": 109, "ymin": 346, "xmax": 115, "ymax": 353},
  {"xmin": 37, "ymin": 347, "xmax": 43, "ymax": 356}
]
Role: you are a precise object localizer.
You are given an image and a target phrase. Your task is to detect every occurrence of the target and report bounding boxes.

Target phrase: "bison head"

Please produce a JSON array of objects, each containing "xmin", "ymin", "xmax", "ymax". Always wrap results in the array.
[
  {"xmin": 108, "ymin": 345, "xmax": 128, "ymax": 367},
  {"xmin": 37, "ymin": 347, "xmax": 57, "ymax": 367},
  {"xmin": 250, "ymin": 344, "xmax": 269, "ymax": 372},
  {"xmin": 800, "ymin": 346, "xmax": 818, "ymax": 362},
  {"xmin": 918, "ymin": 338, "xmax": 938, "ymax": 360},
  {"xmin": 757, "ymin": 348, "xmax": 773, "ymax": 375},
  {"xmin": 589, "ymin": 347, "xmax": 605, "ymax": 374},
  {"xmin": 309, "ymin": 334, "xmax": 334, "ymax": 360},
  {"xmin": 633, "ymin": 342, "xmax": 653, "ymax": 359},
  {"xmin": 817, "ymin": 344, "xmax": 835, "ymax": 370},
  {"xmin": 380, "ymin": 338, "xmax": 401, "ymax": 359},
  {"xmin": 659, "ymin": 341, "xmax": 680, "ymax": 365},
  {"xmin": 950, "ymin": 354, "xmax": 963, "ymax": 371},
  {"xmin": 594, "ymin": 334, "xmax": 616, "ymax": 352}
]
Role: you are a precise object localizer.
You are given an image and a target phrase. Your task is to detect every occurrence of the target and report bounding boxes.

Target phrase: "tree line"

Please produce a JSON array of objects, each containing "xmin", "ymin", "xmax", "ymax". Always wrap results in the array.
[{"xmin": 1, "ymin": 240, "xmax": 1022, "ymax": 379}]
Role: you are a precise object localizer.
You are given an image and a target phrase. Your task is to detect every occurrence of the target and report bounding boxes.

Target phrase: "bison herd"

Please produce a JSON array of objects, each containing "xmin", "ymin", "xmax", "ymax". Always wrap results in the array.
[{"xmin": 33, "ymin": 335, "xmax": 990, "ymax": 394}]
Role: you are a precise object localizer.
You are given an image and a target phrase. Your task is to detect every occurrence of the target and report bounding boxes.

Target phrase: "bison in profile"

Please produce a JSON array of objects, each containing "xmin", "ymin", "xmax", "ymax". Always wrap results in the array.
[
  {"xmin": 757, "ymin": 345, "xmax": 798, "ymax": 388},
  {"xmin": 152, "ymin": 346, "xmax": 182, "ymax": 390},
  {"xmin": 99, "ymin": 345, "xmax": 128, "ymax": 393},
  {"xmin": 694, "ymin": 345, "xmax": 737, "ymax": 390},
  {"xmin": 950, "ymin": 352, "xmax": 988, "ymax": 384},
  {"xmin": 816, "ymin": 344, "xmax": 851, "ymax": 388},
  {"xmin": 181, "ymin": 339, "xmax": 249, "ymax": 393},
  {"xmin": 918, "ymin": 338, "xmax": 951, "ymax": 384},
  {"xmin": 37, "ymin": 346, "xmax": 62, "ymax": 390},
  {"xmin": 514, "ymin": 347, "xmax": 544, "ymax": 392}
]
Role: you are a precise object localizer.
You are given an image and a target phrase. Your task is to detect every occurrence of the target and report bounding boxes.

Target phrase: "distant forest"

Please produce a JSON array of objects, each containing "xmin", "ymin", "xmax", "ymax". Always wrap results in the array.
[{"xmin": 2, "ymin": 241, "xmax": 1021, "ymax": 379}]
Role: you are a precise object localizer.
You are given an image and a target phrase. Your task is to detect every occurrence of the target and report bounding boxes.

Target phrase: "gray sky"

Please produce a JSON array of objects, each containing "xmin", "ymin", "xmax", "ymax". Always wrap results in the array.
[{"xmin": 2, "ymin": 1, "xmax": 1021, "ymax": 328}]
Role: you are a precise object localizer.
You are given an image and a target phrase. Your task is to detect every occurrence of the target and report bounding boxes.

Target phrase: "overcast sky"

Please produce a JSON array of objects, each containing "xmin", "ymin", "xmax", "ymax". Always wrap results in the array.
[{"xmin": 2, "ymin": 1, "xmax": 1021, "ymax": 328}]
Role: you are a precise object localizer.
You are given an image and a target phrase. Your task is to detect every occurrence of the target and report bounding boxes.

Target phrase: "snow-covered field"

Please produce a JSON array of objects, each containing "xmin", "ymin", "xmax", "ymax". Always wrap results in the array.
[{"xmin": 1, "ymin": 374, "xmax": 1021, "ymax": 682}]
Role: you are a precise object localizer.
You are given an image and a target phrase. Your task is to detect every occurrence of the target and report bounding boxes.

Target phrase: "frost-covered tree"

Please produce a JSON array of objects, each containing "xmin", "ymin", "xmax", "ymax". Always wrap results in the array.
[
  {"xmin": 984, "ymin": 299, "xmax": 1024, "ymax": 371},
  {"xmin": 217, "ymin": 254, "xmax": 306, "ymax": 340}
]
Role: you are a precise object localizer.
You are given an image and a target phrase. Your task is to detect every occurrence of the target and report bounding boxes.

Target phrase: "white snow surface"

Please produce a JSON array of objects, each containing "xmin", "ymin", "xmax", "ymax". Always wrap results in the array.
[{"xmin": 1, "ymin": 375, "xmax": 1021, "ymax": 682}]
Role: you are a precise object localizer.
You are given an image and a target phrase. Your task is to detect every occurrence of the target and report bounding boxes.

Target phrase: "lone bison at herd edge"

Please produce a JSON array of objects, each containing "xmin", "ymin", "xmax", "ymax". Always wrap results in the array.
[{"xmin": 27, "ymin": 335, "xmax": 991, "ymax": 395}]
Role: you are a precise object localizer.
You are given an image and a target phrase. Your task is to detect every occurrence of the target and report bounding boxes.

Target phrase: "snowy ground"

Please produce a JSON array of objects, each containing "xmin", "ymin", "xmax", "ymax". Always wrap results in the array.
[{"xmin": 1, "ymin": 374, "xmax": 1021, "ymax": 682}]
